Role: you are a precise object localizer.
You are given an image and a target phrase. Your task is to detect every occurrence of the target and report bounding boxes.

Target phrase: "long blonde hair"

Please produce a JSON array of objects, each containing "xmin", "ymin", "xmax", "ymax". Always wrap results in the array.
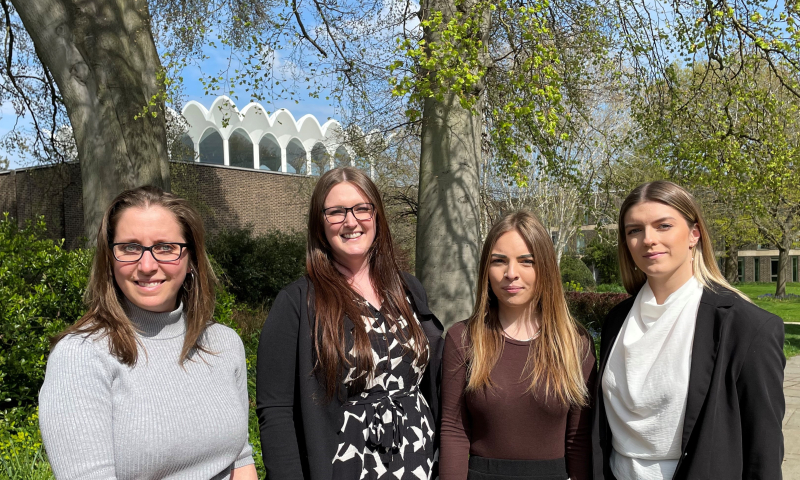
[
  {"xmin": 465, "ymin": 211, "xmax": 589, "ymax": 407},
  {"xmin": 53, "ymin": 186, "xmax": 218, "ymax": 365},
  {"xmin": 617, "ymin": 181, "xmax": 749, "ymax": 301}
]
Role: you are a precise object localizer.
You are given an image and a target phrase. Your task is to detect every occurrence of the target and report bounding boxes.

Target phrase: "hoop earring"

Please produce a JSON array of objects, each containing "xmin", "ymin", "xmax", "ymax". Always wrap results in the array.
[{"xmin": 184, "ymin": 270, "xmax": 195, "ymax": 292}]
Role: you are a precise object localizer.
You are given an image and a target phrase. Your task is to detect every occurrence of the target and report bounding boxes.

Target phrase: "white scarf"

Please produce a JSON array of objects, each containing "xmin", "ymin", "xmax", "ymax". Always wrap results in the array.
[{"xmin": 602, "ymin": 276, "xmax": 703, "ymax": 480}]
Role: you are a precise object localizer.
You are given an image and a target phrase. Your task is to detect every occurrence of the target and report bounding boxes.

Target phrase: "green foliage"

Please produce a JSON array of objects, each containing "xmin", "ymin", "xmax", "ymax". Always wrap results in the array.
[
  {"xmin": 389, "ymin": 0, "xmax": 568, "ymax": 184},
  {"xmin": 563, "ymin": 281, "xmax": 584, "ymax": 292},
  {"xmin": 596, "ymin": 283, "xmax": 627, "ymax": 293},
  {"xmin": 208, "ymin": 227, "xmax": 307, "ymax": 308},
  {"xmin": 565, "ymin": 291, "xmax": 630, "ymax": 330},
  {"xmin": 0, "ymin": 407, "xmax": 53, "ymax": 479},
  {"xmin": 560, "ymin": 254, "xmax": 596, "ymax": 289},
  {"xmin": 581, "ymin": 234, "xmax": 620, "ymax": 285},
  {"xmin": 785, "ymin": 324, "xmax": 800, "ymax": 359},
  {"xmin": 0, "ymin": 214, "xmax": 92, "ymax": 409}
]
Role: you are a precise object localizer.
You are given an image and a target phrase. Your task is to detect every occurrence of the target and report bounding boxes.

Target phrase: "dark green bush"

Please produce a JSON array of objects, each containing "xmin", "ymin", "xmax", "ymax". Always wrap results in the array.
[
  {"xmin": 566, "ymin": 291, "xmax": 630, "ymax": 330},
  {"xmin": 0, "ymin": 214, "xmax": 92, "ymax": 409},
  {"xmin": 208, "ymin": 227, "xmax": 306, "ymax": 307},
  {"xmin": 560, "ymin": 255, "xmax": 596, "ymax": 289},
  {"xmin": 581, "ymin": 235, "xmax": 620, "ymax": 285}
]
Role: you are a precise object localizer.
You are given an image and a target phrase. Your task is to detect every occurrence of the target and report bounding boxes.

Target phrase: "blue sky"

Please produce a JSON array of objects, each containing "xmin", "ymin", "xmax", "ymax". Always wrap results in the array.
[{"xmin": 2, "ymin": 51, "xmax": 339, "ymax": 170}]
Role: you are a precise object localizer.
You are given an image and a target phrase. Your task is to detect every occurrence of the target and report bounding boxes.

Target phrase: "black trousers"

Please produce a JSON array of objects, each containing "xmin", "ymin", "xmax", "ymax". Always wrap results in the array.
[{"xmin": 467, "ymin": 456, "xmax": 569, "ymax": 480}]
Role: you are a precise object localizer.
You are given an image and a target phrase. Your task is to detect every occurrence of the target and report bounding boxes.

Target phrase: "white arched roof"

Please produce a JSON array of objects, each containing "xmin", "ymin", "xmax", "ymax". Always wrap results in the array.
[{"xmin": 181, "ymin": 96, "xmax": 346, "ymax": 154}]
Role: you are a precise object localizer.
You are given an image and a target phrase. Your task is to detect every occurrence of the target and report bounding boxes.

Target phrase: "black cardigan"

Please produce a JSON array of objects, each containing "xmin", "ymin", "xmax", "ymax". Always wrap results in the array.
[
  {"xmin": 256, "ymin": 272, "xmax": 444, "ymax": 480},
  {"xmin": 592, "ymin": 286, "xmax": 785, "ymax": 479}
]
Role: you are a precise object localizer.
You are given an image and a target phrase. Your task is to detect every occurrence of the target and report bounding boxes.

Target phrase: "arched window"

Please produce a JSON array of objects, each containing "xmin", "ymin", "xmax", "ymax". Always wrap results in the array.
[
  {"xmin": 258, "ymin": 135, "xmax": 281, "ymax": 171},
  {"xmin": 286, "ymin": 139, "xmax": 307, "ymax": 174},
  {"xmin": 171, "ymin": 133, "xmax": 196, "ymax": 162},
  {"xmin": 310, "ymin": 143, "xmax": 331, "ymax": 176},
  {"xmin": 199, "ymin": 129, "xmax": 224, "ymax": 165},
  {"xmin": 229, "ymin": 129, "xmax": 253, "ymax": 168},
  {"xmin": 334, "ymin": 146, "xmax": 351, "ymax": 168}
]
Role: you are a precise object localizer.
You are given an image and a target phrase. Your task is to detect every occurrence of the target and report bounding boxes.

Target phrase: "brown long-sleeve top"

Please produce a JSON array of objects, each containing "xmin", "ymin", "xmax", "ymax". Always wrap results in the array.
[{"xmin": 439, "ymin": 320, "xmax": 597, "ymax": 480}]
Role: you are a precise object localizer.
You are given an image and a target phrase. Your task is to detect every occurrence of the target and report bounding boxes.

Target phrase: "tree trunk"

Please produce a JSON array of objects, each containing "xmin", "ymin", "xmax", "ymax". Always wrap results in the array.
[
  {"xmin": 415, "ymin": 0, "xmax": 488, "ymax": 329},
  {"xmin": 724, "ymin": 244, "xmax": 739, "ymax": 284},
  {"xmin": 12, "ymin": 0, "xmax": 169, "ymax": 244},
  {"xmin": 416, "ymin": 93, "xmax": 483, "ymax": 329},
  {"xmin": 776, "ymin": 233, "xmax": 790, "ymax": 297}
]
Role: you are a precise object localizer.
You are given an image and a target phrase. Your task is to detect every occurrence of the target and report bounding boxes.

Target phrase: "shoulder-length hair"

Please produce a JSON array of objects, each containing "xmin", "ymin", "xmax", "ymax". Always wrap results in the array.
[
  {"xmin": 465, "ymin": 210, "xmax": 589, "ymax": 407},
  {"xmin": 617, "ymin": 180, "xmax": 749, "ymax": 301},
  {"xmin": 307, "ymin": 167, "xmax": 428, "ymax": 399},
  {"xmin": 53, "ymin": 186, "xmax": 217, "ymax": 365}
]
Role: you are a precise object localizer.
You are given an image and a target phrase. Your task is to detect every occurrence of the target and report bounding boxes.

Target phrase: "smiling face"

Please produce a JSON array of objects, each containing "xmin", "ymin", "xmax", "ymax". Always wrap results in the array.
[
  {"xmin": 623, "ymin": 200, "xmax": 700, "ymax": 287},
  {"xmin": 488, "ymin": 230, "xmax": 538, "ymax": 314},
  {"xmin": 112, "ymin": 206, "xmax": 190, "ymax": 313},
  {"xmin": 323, "ymin": 182, "xmax": 377, "ymax": 271}
]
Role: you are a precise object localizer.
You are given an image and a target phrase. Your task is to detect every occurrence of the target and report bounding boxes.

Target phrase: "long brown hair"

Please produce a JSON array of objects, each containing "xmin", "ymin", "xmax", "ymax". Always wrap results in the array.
[
  {"xmin": 618, "ymin": 181, "xmax": 749, "ymax": 301},
  {"xmin": 307, "ymin": 167, "xmax": 429, "ymax": 399},
  {"xmin": 465, "ymin": 211, "xmax": 589, "ymax": 407},
  {"xmin": 53, "ymin": 186, "xmax": 218, "ymax": 365}
]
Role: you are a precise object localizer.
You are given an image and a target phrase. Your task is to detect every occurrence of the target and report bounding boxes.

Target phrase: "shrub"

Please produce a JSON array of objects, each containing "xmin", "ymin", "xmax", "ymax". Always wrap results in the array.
[
  {"xmin": 563, "ymin": 281, "xmax": 584, "ymax": 293},
  {"xmin": 0, "ymin": 407, "xmax": 53, "ymax": 479},
  {"xmin": 596, "ymin": 283, "xmax": 627, "ymax": 293},
  {"xmin": 566, "ymin": 292, "xmax": 630, "ymax": 330},
  {"xmin": 0, "ymin": 215, "xmax": 92, "ymax": 409},
  {"xmin": 581, "ymin": 234, "xmax": 620, "ymax": 285},
  {"xmin": 560, "ymin": 255, "xmax": 596, "ymax": 289},
  {"xmin": 208, "ymin": 227, "xmax": 306, "ymax": 307}
]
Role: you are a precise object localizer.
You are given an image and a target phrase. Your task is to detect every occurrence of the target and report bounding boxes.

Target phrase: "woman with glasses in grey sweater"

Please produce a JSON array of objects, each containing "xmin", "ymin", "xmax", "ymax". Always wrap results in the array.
[{"xmin": 39, "ymin": 186, "xmax": 256, "ymax": 480}]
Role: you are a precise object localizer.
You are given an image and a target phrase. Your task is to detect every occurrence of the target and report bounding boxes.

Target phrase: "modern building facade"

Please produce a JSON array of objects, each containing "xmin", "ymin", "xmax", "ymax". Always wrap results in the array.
[{"xmin": 176, "ymin": 96, "xmax": 371, "ymax": 176}]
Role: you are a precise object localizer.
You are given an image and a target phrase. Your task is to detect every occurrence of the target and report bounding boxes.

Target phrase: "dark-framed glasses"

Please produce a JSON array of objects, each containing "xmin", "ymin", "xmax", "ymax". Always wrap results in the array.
[
  {"xmin": 322, "ymin": 203, "xmax": 376, "ymax": 224},
  {"xmin": 111, "ymin": 242, "xmax": 189, "ymax": 263}
]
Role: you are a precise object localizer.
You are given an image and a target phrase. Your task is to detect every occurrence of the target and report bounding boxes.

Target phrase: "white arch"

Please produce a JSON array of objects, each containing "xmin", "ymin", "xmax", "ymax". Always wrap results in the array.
[{"xmin": 181, "ymin": 96, "xmax": 383, "ymax": 175}]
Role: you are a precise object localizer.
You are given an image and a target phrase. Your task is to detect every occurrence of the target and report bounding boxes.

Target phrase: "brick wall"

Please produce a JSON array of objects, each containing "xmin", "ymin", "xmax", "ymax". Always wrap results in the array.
[{"xmin": 1, "ymin": 162, "xmax": 316, "ymax": 248}]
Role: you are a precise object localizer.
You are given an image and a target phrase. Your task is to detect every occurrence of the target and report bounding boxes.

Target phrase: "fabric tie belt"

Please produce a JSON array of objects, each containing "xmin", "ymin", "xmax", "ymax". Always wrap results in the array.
[{"xmin": 347, "ymin": 387, "xmax": 420, "ymax": 463}]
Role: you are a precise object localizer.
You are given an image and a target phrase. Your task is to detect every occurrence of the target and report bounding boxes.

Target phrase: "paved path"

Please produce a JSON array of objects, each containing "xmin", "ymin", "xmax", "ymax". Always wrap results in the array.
[{"xmin": 784, "ymin": 355, "xmax": 800, "ymax": 478}]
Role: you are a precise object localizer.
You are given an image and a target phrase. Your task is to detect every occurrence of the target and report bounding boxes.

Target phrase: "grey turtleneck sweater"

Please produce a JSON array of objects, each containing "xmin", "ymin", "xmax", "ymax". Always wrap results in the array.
[{"xmin": 39, "ymin": 301, "xmax": 254, "ymax": 480}]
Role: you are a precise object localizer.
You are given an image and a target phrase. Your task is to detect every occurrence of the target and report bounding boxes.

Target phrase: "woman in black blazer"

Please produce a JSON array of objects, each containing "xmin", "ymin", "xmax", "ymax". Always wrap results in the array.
[
  {"xmin": 594, "ymin": 181, "xmax": 785, "ymax": 480},
  {"xmin": 256, "ymin": 167, "xmax": 444, "ymax": 480}
]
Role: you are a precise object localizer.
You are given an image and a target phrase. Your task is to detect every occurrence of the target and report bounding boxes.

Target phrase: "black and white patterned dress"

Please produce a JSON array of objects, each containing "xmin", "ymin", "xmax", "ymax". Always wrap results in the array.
[{"xmin": 332, "ymin": 302, "xmax": 436, "ymax": 480}]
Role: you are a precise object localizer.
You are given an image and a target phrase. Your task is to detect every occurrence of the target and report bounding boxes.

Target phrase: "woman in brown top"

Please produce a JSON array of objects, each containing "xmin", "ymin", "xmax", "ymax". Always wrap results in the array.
[{"xmin": 440, "ymin": 210, "xmax": 597, "ymax": 480}]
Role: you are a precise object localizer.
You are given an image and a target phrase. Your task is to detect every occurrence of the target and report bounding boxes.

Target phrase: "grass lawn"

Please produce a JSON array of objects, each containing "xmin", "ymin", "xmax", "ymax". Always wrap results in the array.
[
  {"xmin": 735, "ymin": 282, "xmax": 800, "ymax": 322},
  {"xmin": 734, "ymin": 283, "xmax": 800, "ymax": 358}
]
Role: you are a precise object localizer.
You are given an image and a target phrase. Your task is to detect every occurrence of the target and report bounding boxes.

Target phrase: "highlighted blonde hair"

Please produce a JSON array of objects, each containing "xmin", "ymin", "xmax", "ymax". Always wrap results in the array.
[
  {"xmin": 617, "ymin": 180, "xmax": 749, "ymax": 301},
  {"xmin": 465, "ymin": 210, "xmax": 589, "ymax": 407}
]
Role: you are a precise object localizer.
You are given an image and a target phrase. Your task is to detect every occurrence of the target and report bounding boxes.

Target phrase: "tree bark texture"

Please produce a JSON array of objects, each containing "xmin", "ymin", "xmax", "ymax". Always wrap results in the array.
[
  {"xmin": 777, "ymin": 234, "xmax": 791, "ymax": 298},
  {"xmin": 724, "ymin": 244, "xmax": 739, "ymax": 284},
  {"xmin": 415, "ymin": 0, "xmax": 489, "ymax": 329},
  {"xmin": 12, "ymin": 0, "xmax": 169, "ymax": 243}
]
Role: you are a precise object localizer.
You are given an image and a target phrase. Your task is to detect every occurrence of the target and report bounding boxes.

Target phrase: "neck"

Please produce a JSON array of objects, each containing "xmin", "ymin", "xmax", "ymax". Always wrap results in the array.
[
  {"xmin": 497, "ymin": 303, "xmax": 540, "ymax": 340},
  {"xmin": 648, "ymin": 261, "xmax": 695, "ymax": 304},
  {"xmin": 333, "ymin": 255, "xmax": 370, "ymax": 280}
]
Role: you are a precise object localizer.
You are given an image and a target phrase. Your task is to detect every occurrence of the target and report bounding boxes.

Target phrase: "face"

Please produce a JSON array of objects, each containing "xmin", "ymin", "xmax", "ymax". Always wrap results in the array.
[
  {"xmin": 623, "ymin": 201, "xmax": 700, "ymax": 282},
  {"xmin": 323, "ymin": 182, "xmax": 377, "ymax": 268},
  {"xmin": 112, "ymin": 206, "xmax": 190, "ymax": 313},
  {"xmin": 488, "ymin": 230, "xmax": 538, "ymax": 312}
]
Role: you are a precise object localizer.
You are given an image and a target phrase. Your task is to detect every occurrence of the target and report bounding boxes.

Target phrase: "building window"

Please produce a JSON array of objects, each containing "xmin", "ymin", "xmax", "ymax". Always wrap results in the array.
[
  {"xmin": 551, "ymin": 232, "xmax": 558, "ymax": 245},
  {"xmin": 738, "ymin": 258, "xmax": 744, "ymax": 282},
  {"xmin": 771, "ymin": 258, "xmax": 779, "ymax": 282},
  {"xmin": 754, "ymin": 258, "xmax": 760, "ymax": 282},
  {"xmin": 199, "ymin": 129, "xmax": 224, "ymax": 165},
  {"xmin": 793, "ymin": 257, "xmax": 798, "ymax": 283},
  {"xmin": 228, "ymin": 129, "xmax": 254, "ymax": 168},
  {"xmin": 258, "ymin": 135, "xmax": 281, "ymax": 171},
  {"xmin": 285, "ymin": 139, "xmax": 308, "ymax": 174},
  {"xmin": 576, "ymin": 236, "xmax": 585, "ymax": 254}
]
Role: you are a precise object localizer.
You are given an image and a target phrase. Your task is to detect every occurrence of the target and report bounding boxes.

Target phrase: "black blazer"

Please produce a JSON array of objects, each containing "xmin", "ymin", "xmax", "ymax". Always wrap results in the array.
[
  {"xmin": 256, "ymin": 272, "xmax": 444, "ymax": 480},
  {"xmin": 593, "ymin": 286, "xmax": 785, "ymax": 479}
]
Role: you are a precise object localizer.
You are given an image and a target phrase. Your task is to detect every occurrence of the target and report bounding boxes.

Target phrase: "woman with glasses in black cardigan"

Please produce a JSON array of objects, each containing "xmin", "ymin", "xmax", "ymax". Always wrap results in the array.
[{"xmin": 256, "ymin": 167, "xmax": 444, "ymax": 480}]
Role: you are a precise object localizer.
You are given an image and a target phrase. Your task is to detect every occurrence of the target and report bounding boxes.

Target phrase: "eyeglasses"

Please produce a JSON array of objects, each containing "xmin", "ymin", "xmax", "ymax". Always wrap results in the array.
[
  {"xmin": 111, "ymin": 242, "xmax": 189, "ymax": 263},
  {"xmin": 322, "ymin": 203, "xmax": 375, "ymax": 224}
]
